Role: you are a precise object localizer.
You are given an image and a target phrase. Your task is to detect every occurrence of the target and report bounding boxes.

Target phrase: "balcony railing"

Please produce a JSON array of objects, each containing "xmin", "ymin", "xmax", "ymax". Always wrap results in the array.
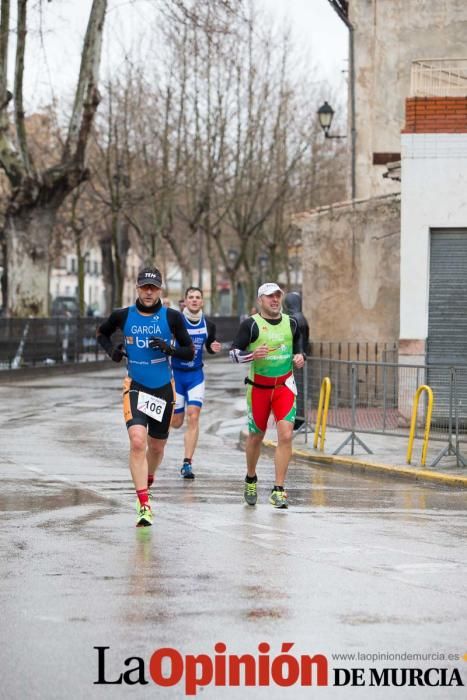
[{"xmin": 410, "ymin": 58, "xmax": 467, "ymax": 97}]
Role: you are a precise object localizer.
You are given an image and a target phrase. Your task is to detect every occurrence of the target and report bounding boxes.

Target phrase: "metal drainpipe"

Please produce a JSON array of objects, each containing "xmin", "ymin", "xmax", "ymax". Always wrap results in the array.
[
  {"xmin": 349, "ymin": 22, "xmax": 356, "ymax": 200},
  {"xmin": 327, "ymin": 2, "xmax": 356, "ymax": 200}
]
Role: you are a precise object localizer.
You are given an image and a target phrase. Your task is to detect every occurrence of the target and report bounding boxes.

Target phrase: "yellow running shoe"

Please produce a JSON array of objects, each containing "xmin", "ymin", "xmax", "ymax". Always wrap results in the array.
[
  {"xmin": 269, "ymin": 488, "xmax": 288, "ymax": 509},
  {"xmin": 244, "ymin": 479, "xmax": 257, "ymax": 506},
  {"xmin": 136, "ymin": 503, "xmax": 153, "ymax": 527}
]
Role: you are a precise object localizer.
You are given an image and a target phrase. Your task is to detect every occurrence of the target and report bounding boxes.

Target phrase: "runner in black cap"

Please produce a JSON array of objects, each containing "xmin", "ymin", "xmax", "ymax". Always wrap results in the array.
[{"xmin": 97, "ymin": 267, "xmax": 194, "ymax": 526}]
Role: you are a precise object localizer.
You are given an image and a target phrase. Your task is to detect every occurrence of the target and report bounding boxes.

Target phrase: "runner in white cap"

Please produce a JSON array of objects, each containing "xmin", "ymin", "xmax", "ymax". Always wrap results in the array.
[{"xmin": 230, "ymin": 282, "xmax": 305, "ymax": 508}]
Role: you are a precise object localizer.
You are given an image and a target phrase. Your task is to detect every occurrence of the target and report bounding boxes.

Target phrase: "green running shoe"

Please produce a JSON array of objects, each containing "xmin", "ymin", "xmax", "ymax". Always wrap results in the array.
[
  {"xmin": 244, "ymin": 479, "xmax": 257, "ymax": 506},
  {"xmin": 136, "ymin": 503, "xmax": 154, "ymax": 527},
  {"xmin": 269, "ymin": 488, "xmax": 288, "ymax": 509}
]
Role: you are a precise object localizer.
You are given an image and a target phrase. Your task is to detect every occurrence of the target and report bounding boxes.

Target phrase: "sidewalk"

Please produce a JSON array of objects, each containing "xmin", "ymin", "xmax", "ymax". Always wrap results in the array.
[
  {"xmin": 230, "ymin": 395, "xmax": 467, "ymax": 488},
  {"xmin": 286, "ymin": 426, "xmax": 467, "ymax": 488},
  {"xmin": 288, "ymin": 428, "xmax": 467, "ymax": 488}
]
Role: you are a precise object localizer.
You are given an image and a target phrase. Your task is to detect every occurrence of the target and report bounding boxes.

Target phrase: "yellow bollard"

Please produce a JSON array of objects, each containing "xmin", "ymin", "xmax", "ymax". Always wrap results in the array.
[
  {"xmin": 314, "ymin": 377, "xmax": 331, "ymax": 451},
  {"xmin": 406, "ymin": 385, "xmax": 434, "ymax": 466}
]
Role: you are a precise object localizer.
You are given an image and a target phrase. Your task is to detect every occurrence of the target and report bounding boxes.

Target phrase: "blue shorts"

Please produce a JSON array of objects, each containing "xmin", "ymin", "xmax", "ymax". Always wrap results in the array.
[{"xmin": 173, "ymin": 368, "xmax": 205, "ymax": 413}]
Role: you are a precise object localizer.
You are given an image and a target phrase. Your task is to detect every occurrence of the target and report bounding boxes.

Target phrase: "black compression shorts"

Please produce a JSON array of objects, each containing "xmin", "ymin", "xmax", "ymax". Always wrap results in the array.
[{"xmin": 122, "ymin": 377, "xmax": 175, "ymax": 439}]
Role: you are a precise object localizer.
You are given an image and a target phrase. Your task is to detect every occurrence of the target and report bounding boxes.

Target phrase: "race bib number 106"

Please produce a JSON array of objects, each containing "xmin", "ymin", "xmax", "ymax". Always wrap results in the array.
[{"xmin": 137, "ymin": 391, "xmax": 167, "ymax": 422}]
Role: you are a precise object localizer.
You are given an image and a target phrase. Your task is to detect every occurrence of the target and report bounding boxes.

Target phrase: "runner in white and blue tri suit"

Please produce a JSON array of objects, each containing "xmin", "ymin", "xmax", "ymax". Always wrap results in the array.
[
  {"xmin": 171, "ymin": 287, "xmax": 222, "ymax": 479},
  {"xmin": 97, "ymin": 267, "xmax": 194, "ymax": 526}
]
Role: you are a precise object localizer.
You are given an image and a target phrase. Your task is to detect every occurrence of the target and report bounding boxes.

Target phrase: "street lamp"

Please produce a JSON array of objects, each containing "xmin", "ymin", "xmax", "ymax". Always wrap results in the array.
[
  {"xmin": 226, "ymin": 249, "xmax": 238, "ymax": 314},
  {"xmin": 227, "ymin": 248, "xmax": 238, "ymax": 268},
  {"xmin": 317, "ymin": 101, "xmax": 346, "ymax": 139},
  {"xmin": 258, "ymin": 253, "xmax": 268, "ymax": 284}
]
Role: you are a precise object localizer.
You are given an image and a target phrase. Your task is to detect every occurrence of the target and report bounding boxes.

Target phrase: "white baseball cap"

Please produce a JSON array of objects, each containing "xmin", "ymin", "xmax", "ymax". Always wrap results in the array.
[{"xmin": 257, "ymin": 282, "xmax": 283, "ymax": 297}]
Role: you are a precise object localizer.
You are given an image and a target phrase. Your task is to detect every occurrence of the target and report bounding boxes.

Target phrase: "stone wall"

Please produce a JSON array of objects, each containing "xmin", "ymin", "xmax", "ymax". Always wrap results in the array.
[{"xmin": 295, "ymin": 193, "xmax": 400, "ymax": 342}]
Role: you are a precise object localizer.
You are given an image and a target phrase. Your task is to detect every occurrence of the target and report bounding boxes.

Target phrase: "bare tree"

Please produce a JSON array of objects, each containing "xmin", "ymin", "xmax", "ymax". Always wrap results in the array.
[
  {"xmin": 0, "ymin": 0, "xmax": 107, "ymax": 316},
  {"xmin": 173, "ymin": 2, "xmax": 233, "ymax": 302}
]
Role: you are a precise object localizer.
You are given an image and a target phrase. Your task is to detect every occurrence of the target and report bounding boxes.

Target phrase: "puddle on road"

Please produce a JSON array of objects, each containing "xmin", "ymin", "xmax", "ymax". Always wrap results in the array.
[
  {"xmin": 245, "ymin": 607, "xmax": 286, "ymax": 620},
  {"xmin": 0, "ymin": 479, "xmax": 105, "ymax": 512},
  {"xmin": 340, "ymin": 613, "xmax": 450, "ymax": 626}
]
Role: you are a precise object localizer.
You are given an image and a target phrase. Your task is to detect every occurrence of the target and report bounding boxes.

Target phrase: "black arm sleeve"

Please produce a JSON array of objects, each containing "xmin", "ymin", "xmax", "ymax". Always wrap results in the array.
[
  {"xmin": 205, "ymin": 319, "xmax": 217, "ymax": 354},
  {"xmin": 302, "ymin": 318, "xmax": 310, "ymax": 355},
  {"xmin": 290, "ymin": 317, "xmax": 304, "ymax": 355},
  {"xmin": 167, "ymin": 309, "xmax": 195, "ymax": 360},
  {"xmin": 231, "ymin": 317, "xmax": 259, "ymax": 350},
  {"xmin": 96, "ymin": 308, "xmax": 128, "ymax": 357}
]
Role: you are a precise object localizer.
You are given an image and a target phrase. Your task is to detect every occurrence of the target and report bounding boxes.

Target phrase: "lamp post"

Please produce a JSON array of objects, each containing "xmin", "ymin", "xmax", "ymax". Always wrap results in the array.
[
  {"xmin": 317, "ymin": 100, "xmax": 356, "ymax": 200},
  {"xmin": 227, "ymin": 249, "xmax": 238, "ymax": 315},
  {"xmin": 317, "ymin": 101, "xmax": 346, "ymax": 139},
  {"xmin": 258, "ymin": 253, "xmax": 268, "ymax": 285}
]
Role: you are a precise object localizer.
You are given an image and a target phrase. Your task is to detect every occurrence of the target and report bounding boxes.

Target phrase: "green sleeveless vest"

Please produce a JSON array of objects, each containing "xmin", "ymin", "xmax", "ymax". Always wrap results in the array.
[{"xmin": 248, "ymin": 313, "xmax": 293, "ymax": 378}]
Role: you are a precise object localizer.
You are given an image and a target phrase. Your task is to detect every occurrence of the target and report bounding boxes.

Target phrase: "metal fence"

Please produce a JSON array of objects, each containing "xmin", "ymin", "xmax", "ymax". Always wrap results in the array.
[
  {"xmin": 0, "ymin": 318, "xmax": 107, "ymax": 368},
  {"xmin": 296, "ymin": 357, "xmax": 467, "ymax": 464},
  {"xmin": 0, "ymin": 315, "xmax": 241, "ymax": 370},
  {"xmin": 309, "ymin": 340, "xmax": 398, "ymax": 363}
]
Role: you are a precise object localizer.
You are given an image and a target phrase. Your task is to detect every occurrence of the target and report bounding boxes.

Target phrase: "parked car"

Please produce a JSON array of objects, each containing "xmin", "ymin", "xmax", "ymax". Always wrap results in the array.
[{"xmin": 50, "ymin": 296, "xmax": 80, "ymax": 317}]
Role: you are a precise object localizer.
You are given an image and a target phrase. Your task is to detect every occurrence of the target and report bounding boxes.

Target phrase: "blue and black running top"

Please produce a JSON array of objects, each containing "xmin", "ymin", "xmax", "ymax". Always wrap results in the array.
[
  {"xmin": 97, "ymin": 301, "xmax": 194, "ymax": 389},
  {"xmin": 123, "ymin": 305, "xmax": 172, "ymax": 386},
  {"xmin": 172, "ymin": 314, "xmax": 217, "ymax": 372}
]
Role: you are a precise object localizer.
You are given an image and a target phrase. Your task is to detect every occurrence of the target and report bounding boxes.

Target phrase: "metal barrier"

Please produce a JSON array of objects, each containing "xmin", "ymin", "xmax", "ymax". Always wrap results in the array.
[
  {"xmin": 309, "ymin": 340, "xmax": 397, "ymax": 363},
  {"xmin": 299, "ymin": 357, "xmax": 467, "ymax": 467},
  {"xmin": 406, "ymin": 385, "xmax": 434, "ymax": 467},
  {"xmin": 313, "ymin": 377, "xmax": 331, "ymax": 451},
  {"xmin": 0, "ymin": 315, "xmax": 240, "ymax": 371},
  {"xmin": 0, "ymin": 318, "xmax": 108, "ymax": 369}
]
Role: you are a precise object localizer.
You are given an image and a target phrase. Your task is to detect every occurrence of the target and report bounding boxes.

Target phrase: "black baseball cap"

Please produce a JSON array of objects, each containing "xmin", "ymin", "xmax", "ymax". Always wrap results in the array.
[{"xmin": 137, "ymin": 267, "xmax": 163, "ymax": 288}]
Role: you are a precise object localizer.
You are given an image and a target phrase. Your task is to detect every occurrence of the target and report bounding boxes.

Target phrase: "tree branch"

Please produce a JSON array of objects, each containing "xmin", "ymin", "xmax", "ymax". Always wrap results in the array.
[
  {"xmin": 14, "ymin": 0, "xmax": 33, "ymax": 174},
  {"xmin": 63, "ymin": 0, "xmax": 107, "ymax": 164},
  {"xmin": 0, "ymin": 0, "xmax": 24, "ymax": 185}
]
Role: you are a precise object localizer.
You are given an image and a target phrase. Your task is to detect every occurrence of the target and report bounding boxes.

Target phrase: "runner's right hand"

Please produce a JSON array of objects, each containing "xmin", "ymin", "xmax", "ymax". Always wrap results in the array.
[
  {"xmin": 252, "ymin": 344, "xmax": 269, "ymax": 359},
  {"xmin": 111, "ymin": 343, "xmax": 127, "ymax": 363}
]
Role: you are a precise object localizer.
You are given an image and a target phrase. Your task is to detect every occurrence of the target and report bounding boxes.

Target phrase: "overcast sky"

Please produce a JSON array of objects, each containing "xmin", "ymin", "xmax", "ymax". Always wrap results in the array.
[{"xmin": 15, "ymin": 0, "xmax": 348, "ymax": 110}]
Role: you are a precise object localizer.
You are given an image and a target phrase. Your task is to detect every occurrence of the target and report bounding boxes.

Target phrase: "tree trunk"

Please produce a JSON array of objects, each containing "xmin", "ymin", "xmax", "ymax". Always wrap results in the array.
[
  {"xmin": 5, "ymin": 206, "xmax": 56, "ymax": 316},
  {"xmin": 76, "ymin": 237, "xmax": 85, "ymax": 316},
  {"xmin": 112, "ymin": 214, "xmax": 130, "ymax": 308},
  {"xmin": 0, "ymin": 231, "xmax": 7, "ymax": 313},
  {"xmin": 228, "ymin": 269, "xmax": 238, "ymax": 315},
  {"xmin": 209, "ymin": 256, "xmax": 219, "ymax": 315},
  {"xmin": 0, "ymin": 0, "xmax": 107, "ymax": 317},
  {"xmin": 100, "ymin": 235, "xmax": 114, "ymax": 312}
]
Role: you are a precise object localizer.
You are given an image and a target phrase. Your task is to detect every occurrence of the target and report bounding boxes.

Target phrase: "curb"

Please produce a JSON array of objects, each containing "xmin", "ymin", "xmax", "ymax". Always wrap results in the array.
[{"xmin": 261, "ymin": 439, "xmax": 467, "ymax": 489}]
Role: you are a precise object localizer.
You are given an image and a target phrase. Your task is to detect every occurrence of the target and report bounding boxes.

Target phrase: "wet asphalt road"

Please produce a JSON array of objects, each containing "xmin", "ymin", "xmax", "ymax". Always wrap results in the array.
[{"xmin": 0, "ymin": 358, "xmax": 466, "ymax": 699}]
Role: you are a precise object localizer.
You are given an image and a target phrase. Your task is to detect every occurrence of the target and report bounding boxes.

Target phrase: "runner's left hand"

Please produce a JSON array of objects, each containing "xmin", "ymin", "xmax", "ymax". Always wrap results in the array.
[
  {"xmin": 211, "ymin": 340, "xmax": 222, "ymax": 353},
  {"xmin": 293, "ymin": 353, "xmax": 305, "ymax": 369},
  {"xmin": 148, "ymin": 337, "xmax": 174, "ymax": 355}
]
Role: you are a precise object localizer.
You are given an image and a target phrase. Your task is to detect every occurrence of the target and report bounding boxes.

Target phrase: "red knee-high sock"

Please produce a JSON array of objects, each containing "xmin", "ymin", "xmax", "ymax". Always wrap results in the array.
[{"xmin": 147, "ymin": 474, "xmax": 154, "ymax": 489}]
